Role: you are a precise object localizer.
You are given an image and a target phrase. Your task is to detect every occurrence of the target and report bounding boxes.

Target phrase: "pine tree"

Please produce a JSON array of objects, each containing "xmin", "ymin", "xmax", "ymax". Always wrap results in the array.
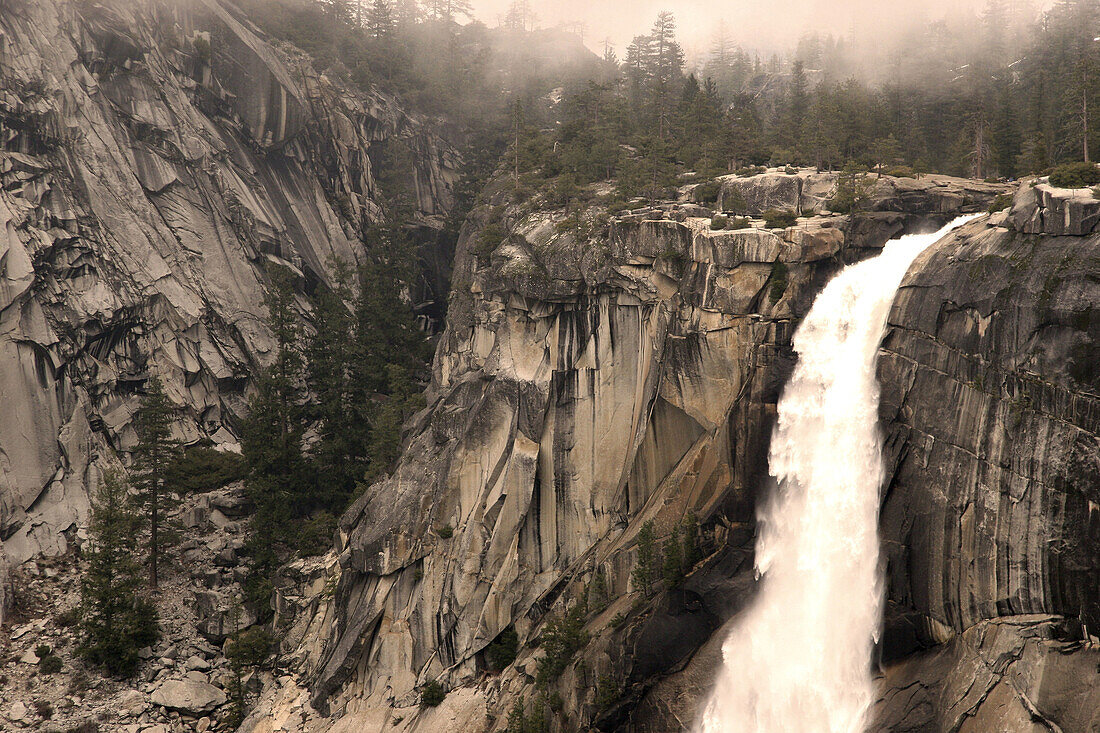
[
  {"xmin": 130, "ymin": 376, "xmax": 180, "ymax": 588},
  {"xmin": 78, "ymin": 469, "xmax": 158, "ymax": 677},
  {"xmin": 307, "ymin": 262, "xmax": 362, "ymax": 510},
  {"xmin": 662, "ymin": 526, "xmax": 684, "ymax": 584},
  {"xmin": 503, "ymin": 0, "xmax": 535, "ymax": 31},
  {"xmin": 424, "ymin": 0, "xmax": 471, "ymax": 21},
  {"xmin": 241, "ymin": 266, "xmax": 309, "ymax": 609},
  {"xmin": 367, "ymin": 0, "xmax": 396, "ymax": 39},
  {"xmin": 631, "ymin": 520, "xmax": 660, "ymax": 597},
  {"xmin": 392, "ymin": 0, "xmax": 420, "ymax": 25},
  {"xmin": 648, "ymin": 12, "xmax": 685, "ymax": 137}
]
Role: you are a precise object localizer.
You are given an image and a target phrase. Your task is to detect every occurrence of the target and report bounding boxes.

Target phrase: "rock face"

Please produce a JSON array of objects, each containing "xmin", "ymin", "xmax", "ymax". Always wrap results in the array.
[
  {"xmin": 867, "ymin": 194, "xmax": 1100, "ymax": 730},
  {"xmin": 716, "ymin": 169, "xmax": 1006, "ymax": 218},
  {"xmin": 264, "ymin": 175, "xmax": 1009, "ymax": 732},
  {"xmin": 872, "ymin": 616, "xmax": 1100, "ymax": 733},
  {"xmin": 0, "ymin": 0, "xmax": 455, "ymax": 563}
]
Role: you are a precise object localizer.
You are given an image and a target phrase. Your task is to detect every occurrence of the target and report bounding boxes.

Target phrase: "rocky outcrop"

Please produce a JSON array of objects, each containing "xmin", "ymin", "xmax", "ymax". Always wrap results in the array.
[
  {"xmin": 715, "ymin": 169, "xmax": 1006, "ymax": 218},
  {"xmin": 872, "ymin": 616, "xmax": 1100, "ymax": 732},
  {"xmin": 259, "ymin": 174, "xmax": 1011, "ymax": 732},
  {"xmin": 0, "ymin": 0, "xmax": 455, "ymax": 563},
  {"xmin": 1009, "ymin": 179, "xmax": 1100, "ymax": 236}
]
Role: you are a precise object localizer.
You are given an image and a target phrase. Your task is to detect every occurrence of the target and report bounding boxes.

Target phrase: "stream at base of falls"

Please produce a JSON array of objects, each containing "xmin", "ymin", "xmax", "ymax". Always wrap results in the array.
[{"xmin": 696, "ymin": 216, "xmax": 978, "ymax": 733}]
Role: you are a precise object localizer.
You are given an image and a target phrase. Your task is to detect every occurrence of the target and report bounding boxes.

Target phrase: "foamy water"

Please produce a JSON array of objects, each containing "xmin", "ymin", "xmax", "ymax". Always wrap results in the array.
[{"xmin": 696, "ymin": 217, "xmax": 976, "ymax": 733}]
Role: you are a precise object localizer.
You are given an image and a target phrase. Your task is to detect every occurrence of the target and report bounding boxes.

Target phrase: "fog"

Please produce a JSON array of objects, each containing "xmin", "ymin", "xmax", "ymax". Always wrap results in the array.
[{"xmin": 470, "ymin": 0, "xmax": 1032, "ymax": 59}]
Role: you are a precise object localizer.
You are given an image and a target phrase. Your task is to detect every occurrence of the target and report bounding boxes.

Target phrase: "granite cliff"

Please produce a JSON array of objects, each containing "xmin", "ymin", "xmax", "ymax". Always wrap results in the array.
[
  {"xmin": 241, "ymin": 170, "xmax": 1020, "ymax": 732},
  {"xmin": 871, "ymin": 184, "xmax": 1100, "ymax": 731},
  {"xmin": 3, "ymin": 2, "xmax": 1097, "ymax": 728},
  {"xmin": 0, "ymin": 0, "xmax": 455, "ymax": 566}
]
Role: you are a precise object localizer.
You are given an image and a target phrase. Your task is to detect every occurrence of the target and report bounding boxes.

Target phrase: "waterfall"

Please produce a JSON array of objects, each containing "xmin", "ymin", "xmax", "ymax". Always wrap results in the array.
[{"xmin": 696, "ymin": 216, "xmax": 977, "ymax": 733}]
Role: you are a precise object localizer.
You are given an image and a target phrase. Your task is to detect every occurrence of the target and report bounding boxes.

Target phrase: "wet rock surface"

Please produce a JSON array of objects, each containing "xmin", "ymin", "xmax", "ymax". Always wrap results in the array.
[{"xmin": 877, "ymin": 215, "xmax": 1100, "ymax": 651}]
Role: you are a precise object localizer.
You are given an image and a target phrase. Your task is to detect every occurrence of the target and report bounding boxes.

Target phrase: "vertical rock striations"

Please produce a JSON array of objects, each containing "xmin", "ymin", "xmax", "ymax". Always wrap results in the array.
[
  {"xmin": 293, "ymin": 174, "xmax": 1006, "ymax": 731},
  {"xmin": 0, "ymin": 0, "xmax": 455, "ymax": 563},
  {"xmin": 873, "ymin": 187, "xmax": 1100, "ymax": 730}
]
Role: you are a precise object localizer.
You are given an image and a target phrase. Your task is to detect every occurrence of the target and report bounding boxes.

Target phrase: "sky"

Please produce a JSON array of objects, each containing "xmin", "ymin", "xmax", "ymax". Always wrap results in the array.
[{"xmin": 468, "ymin": 0, "xmax": 1005, "ymax": 58}]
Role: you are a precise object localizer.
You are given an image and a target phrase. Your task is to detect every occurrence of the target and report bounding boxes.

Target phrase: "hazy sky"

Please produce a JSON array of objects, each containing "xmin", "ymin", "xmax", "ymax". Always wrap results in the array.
[{"xmin": 470, "ymin": 0, "xmax": 1000, "ymax": 57}]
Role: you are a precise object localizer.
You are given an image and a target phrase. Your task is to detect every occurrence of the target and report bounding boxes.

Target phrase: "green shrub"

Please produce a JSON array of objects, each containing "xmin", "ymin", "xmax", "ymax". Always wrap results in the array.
[
  {"xmin": 762, "ymin": 208, "xmax": 797, "ymax": 229},
  {"xmin": 594, "ymin": 674, "xmax": 622, "ymax": 713},
  {"xmin": 885, "ymin": 165, "xmax": 915, "ymax": 178},
  {"xmin": 34, "ymin": 699, "xmax": 53, "ymax": 719},
  {"xmin": 296, "ymin": 511, "xmax": 336, "ymax": 557},
  {"xmin": 56, "ymin": 607, "xmax": 81, "ymax": 628},
  {"xmin": 987, "ymin": 193, "xmax": 1014, "ymax": 213},
  {"xmin": 1049, "ymin": 161, "xmax": 1100, "ymax": 188},
  {"xmin": 769, "ymin": 260, "xmax": 790, "ymax": 304},
  {"xmin": 36, "ymin": 644, "xmax": 52, "ymax": 659},
  {"xmin": 226, "ymin": 626, "xmax": 273, "ymax": 670},
  {"xmin": 164, "ymin": 442, "xmax": 247, "ymax": 493},
  {"xmin": 535, "ymin": 602, "xmax": 589, "ymax": 689},
  {"xmin": 474, "ymin": 220, "xmax": 505, "ymax": 262},
  {"xmin": 39, "ymin": 654, "xmax": 63, "ymax": 674},
  {"xmin": 421, "ymin": 680, "xmax": 446, "ymax": 707},
  {"xmin": 506, "ymin": 696, "xmax": 549, "ymax": 733},
  {"xmin": 437, "ymin": 524, "xmax": 454, "ymax": 539},
  {"xmin": 693, "ymin": 180, "xmax": 721, "ymax": 205},
  {"xmin": 485, "ymin": 627, "xmax": 519, "ymax": 672},
  {"xmin": 193, "ymin": 36, "xmax": 211, "ymax": 64},
  {"xmin": 710, "ymin": 214, "xmax": 729, "ymax": 230},
  {"xmin": 726, "ymin": 216, "xmax": 751, "ymax": 230}
]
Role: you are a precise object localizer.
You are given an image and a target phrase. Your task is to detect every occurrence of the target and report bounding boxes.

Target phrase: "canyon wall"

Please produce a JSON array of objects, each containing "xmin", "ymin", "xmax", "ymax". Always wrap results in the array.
[
  {"xmin": 254, "ymin": 171, "xmax": 1008, "ymax": 732},
  {"xmin": 0, "ymin": 0, "xmax": 455, "ymax": 565},
  {"xmin": 871, "ymin": 185, "xmax": 1100, "ymax": 732}
]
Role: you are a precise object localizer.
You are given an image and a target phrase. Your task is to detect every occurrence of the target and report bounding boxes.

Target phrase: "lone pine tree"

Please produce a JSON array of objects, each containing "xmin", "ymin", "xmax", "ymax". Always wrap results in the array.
[
  {"xmin": 78, "ymin": 469, "xmax": 158, "ymax": 676},
  {"xmin": 131, "ymin": 376, "xmax": 181, "ymax": 588}
]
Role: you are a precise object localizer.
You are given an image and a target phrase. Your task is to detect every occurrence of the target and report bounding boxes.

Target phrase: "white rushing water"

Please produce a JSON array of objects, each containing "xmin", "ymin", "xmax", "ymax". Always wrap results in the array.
[{"xmin": 696, "ymin": 216, "xmax": 976, "ymax": 733}]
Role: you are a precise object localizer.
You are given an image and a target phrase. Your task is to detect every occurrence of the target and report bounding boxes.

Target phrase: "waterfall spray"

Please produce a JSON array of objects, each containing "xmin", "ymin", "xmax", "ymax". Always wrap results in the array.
[{"xmin": 696, "ymin": 216, "xmax": 977, "ymax": 733}]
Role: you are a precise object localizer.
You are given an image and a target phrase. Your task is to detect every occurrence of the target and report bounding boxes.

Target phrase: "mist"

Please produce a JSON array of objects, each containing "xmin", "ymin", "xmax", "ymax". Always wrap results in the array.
[{"xmin": 470, "ymin": 0, "xmax": 1043, "ymax": 65}]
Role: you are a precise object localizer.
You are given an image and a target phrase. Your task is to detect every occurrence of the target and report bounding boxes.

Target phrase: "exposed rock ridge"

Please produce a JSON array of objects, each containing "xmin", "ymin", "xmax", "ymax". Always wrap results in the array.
[
  {"xmin": 716, "ymin": 169, "xmax": 1006, "ymax": 218},
  {"xmin": 0, "ymin": 0, "xmax": 456, "ymax": 563}
]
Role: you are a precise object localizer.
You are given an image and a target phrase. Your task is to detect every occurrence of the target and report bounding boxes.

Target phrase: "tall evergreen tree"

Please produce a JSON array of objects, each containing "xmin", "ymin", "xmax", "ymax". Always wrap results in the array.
[
  {"xmin": 423, "ymin": 0, "xmax": 472, "ymax": 22},
  {"xmin": 647, "ymin": 12, "xmax": 685, "ymax": 137},
  {"xmin": 392, "ymin": 0, "xmax": 420, "ymax": 25},
  {"xmin": 503, "ymin": 0, "xmax": 535, "ymax": 31},
  {"xmin": 366, "ymin": 0, "xmax": 396, "ymax": 38},
  {"xmin": 131, "ymin": 376, "xmax": 180, "ymax": 588},
  {"xmin": 241, "ymin": 266, "xmax": 309, "ymax": 607},
  {"xmin": 78, "ymin": 469, "xmax": 158, "ymax": 677}
]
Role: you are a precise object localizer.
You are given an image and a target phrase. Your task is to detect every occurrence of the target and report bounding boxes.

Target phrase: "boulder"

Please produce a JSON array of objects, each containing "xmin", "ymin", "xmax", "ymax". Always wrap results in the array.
[
  {"xmin": 117, "ymin": 689, "xmax": 148, "ymax": 717},
  {"xmin": 8, "ymin": 700, "xmax": 28, "ymax": 722},
  {"xmin": 719, "ymin": 171, "xmax": 802, "ymax": 215},
  {"xmin": 149, "ymin": 679, "xmax": 227, "ymax": 714}
]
